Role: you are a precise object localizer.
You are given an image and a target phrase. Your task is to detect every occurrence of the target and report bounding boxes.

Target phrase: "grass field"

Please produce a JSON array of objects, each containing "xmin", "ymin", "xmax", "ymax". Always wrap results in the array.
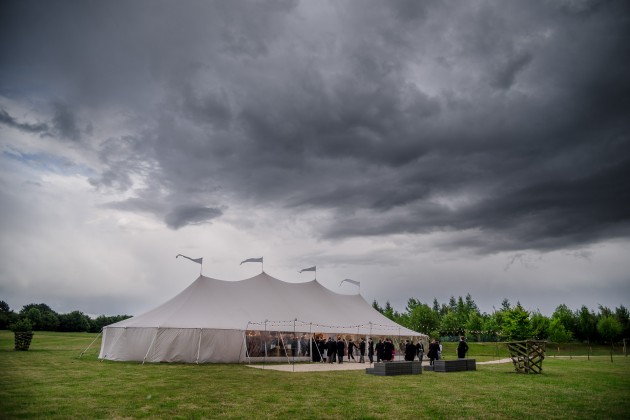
[{"xmin": 1, "ymin": 331, "xmax": 629, "ymax": 419}]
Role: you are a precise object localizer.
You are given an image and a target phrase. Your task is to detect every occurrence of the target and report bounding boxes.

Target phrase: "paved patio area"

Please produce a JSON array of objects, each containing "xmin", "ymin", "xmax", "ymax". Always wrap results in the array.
[{"xmin": 247, "ymin": 358, "xmax": 512, "ymax": 372}]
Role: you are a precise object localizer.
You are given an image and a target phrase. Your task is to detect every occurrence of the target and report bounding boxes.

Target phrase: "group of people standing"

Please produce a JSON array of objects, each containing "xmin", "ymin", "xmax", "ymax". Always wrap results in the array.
[
  {"xmin": 311, "ymin": 336, "xmax": 369, "ymax": 364},
  {"xmin": 424, "ymin": 336, "xmax": 469, "ymax": 365},
  {"xmin": 375, "ymin": 337, "xmax": 399, "ymax": 362},
  {"xmin": 312, "ymin": 336, "xmax": 397, "ymax": 364},
  {"xmin": 403, "ymin": 339, "xmax": 426, "ymax": 362},
  {"xmin": 309, "ymin": 335, "xmax": 468, "ymax": 365},
  {"xmin": 426, "ymin": 339, "xmax": 442, "ymax": 365}
]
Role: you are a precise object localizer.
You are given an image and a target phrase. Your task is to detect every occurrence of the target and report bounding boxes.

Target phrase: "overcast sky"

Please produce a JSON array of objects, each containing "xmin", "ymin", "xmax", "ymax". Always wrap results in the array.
[{"xmin": 1, "ymin": 0, "xmax": 629, "ymax": 320}]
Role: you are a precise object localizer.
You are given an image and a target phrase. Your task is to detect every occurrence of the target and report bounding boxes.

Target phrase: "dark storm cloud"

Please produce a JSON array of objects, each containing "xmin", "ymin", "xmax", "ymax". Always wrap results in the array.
[
  {"xmin": 164, "ymin": 205, "xmax": 223, "ymax": 230},
  {"xmin": 0, "ymin": 108, "xmax": 49, "ymax": 135},
  {"xmin": 51, "ymin": 103, "xmax": 82, "ymax": 142},
  {"xmin": 1, "ymin": 104, "xmax": 84, "ymax": 142},
  {"xmin": 3, "ymin": 0, "xmax": 629, "ymax": 253},
  {"xmin": 323, "ymin": 155, "xmax": 630, "ymax": 253},
  {"xmin": 489, "ymin": 51, "xmax": 533, "ymax": 90}
]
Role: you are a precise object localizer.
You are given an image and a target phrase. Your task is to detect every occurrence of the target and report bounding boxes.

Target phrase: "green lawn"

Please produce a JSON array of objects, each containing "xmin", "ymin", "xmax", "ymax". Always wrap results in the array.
[{"xmin": 1, "ymin": 331, "xmax": 629, "ymax": 419}]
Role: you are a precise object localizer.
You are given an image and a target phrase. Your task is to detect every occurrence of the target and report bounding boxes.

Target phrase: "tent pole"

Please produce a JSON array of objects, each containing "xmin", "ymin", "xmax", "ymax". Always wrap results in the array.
[
  {"xmin": 263, "ymin": 320, "xmax": 267, "ymax": 370},
  {"xmin": 143, "ymin": 328, "xmax": 159, "ymax": 365},
  {"xmin": 369, "ymin": 323, "xmax": 373, "ymax": 365},
  {"xmin": 279, "ymin": 332, "xmax": 291, "ymax": 365},
  {"xmin": 357, "ymin": 325, "xmax": 360, "ymax": 362},
  {"xmin": 398, "ymin": 327, "xmax": 401, "ymax": 362},
  {"xmin": 79, "ymin": 330, "xmax": 102, "ymax": 358},
  {"xmin": 309, "ymin": 323, "xmax": 313, "ymax": 363},
  {"xmin": 239, "ymin": 322, "xmax": 250, "ymax": 364},
  {"xmin": 315, "ymin": 336, "xmax": 323, "ymax": 362},
  {"xmin": 293, "ymin": 319, "xmax": 296, "ymax": 372},
  {"xmin": 241, "ymin": 330, "xmax": 250, "ymax": 364},
  {"xmin": 196, "ymin": 328, "xmax": 202, "ymax": 364}
]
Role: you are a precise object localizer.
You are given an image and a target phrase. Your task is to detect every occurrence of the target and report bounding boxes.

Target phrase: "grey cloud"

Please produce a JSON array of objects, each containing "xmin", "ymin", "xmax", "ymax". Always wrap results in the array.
[
  {"xmin": 180, "ymin": 85, "xmax": 233, "ymax": 130},
  {"xmin": 556, "ymin": 0, "xmax": 607, "ymax": 15},
  {"xmin": 489, "ymin": 51, "xmax": 533, "ymax": 90},
  {"xmin": 103, "ymin": 197, "xmax": 165, "ymax": 215},
  {"xmin": 164, "ymin": 205, "xmax": 223, "ymax": 230},
  {"xmin": 388, "ymin": 0, "xmax": 434, "ymax": 22},
  {"xmin": 0, "ymin": 108, "xmax": 49, "ymax": 135},
  {"xmin": 1, "ymin": 104, "xmax": 85, "ymax": 142},
  {"xmin": 52, "ymin": 102, "xmax": 81, "ymax": 141},
  {"xmin": 3, "ymin": 0, "xmax": 629, "ymax": 255},
  {"xmin": 88, "ymin": 135, "xmax": 156, "ymax": 192},
  {"xmin": 88, "ymin": 169, "xmax": 133, "ymax": 192},
  {"xmin": 321, "ymin": 154, "xmax": 630, "ymax": 254}
]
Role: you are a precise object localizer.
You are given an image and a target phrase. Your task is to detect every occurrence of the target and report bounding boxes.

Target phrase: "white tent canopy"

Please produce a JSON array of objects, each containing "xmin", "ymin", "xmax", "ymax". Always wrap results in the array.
[{"xmin": 99, "ymin": 271, "xmax": 425, "ymax": 363}]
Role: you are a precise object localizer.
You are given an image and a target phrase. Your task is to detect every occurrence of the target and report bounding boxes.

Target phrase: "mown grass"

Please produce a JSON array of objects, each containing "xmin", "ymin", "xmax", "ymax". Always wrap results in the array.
[
  {"xmin": 429, "ymin": 340, "xmax": 626, "ymax": 361},
  {"xmin": 1, "ymin": 331, "xmax": 629, "ymax": 419}
]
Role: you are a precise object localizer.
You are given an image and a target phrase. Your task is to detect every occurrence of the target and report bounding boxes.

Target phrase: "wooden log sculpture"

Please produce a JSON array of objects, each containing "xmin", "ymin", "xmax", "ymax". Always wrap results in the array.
[{"xmin": 506, "ymin": 340, "xmax": 546, "ymax": 374}]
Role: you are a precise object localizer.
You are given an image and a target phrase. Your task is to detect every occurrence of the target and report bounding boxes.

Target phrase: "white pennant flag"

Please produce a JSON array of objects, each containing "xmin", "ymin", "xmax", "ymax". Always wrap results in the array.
[
  {"xmin": 240, "ymin": 257, "xmax": 263, "ymax": 265},
  {"xmin": 176, "ymin": 254, "xmax": 203, "ymax": 264},
  {"xmin": 298, "ymin": 266, "xmax": 316, "ymax": 273},
  {"xmin": 340, "ymin": 279, "xmax": 360, "ymax": 287}
]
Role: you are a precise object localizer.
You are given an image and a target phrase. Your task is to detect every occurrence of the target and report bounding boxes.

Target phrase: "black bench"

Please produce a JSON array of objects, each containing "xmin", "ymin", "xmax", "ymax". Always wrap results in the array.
[
  {"xmin": 366, "ymin": 361, "xmax": 422, "ymax": 376},
  {"xmin": 432, "ymin": 358, "xmax": 476, "ymax": 372}
]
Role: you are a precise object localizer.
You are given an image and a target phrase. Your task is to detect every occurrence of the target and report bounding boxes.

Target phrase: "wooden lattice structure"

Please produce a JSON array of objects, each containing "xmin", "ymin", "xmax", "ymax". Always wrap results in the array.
[{"xmin": 506, "ymin": 340, "xmax": 546, "ymax": 374}]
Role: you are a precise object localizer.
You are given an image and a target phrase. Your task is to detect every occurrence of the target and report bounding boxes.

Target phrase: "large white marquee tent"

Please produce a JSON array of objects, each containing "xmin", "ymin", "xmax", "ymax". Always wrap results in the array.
[{"xmin": 99, "ymin": 271, "xmax": 425, "ymax": 363}]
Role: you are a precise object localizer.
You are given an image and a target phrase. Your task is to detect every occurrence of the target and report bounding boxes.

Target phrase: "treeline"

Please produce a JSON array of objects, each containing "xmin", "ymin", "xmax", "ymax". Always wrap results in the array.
[
  {"xmin": 373, "ymin": 294, "xmax": 630, "ymax": 344},
  {"xmin": 0, "ymin": 301, "xmax": 130, "ymax": 333}
]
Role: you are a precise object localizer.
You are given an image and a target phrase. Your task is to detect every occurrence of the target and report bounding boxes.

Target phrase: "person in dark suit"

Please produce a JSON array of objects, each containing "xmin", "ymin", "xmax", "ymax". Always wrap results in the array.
[
  {"xmin": 327, "ymin": 337, "xmax": 336, "ymax": 363},
  {"xmin": 375, "ymin": 338, "xmax": 384, "ymax": 362},
  {"xmin": 404, "ymin": 339, "xmax": 416, "ymax": 361},
  {"xmin": 318, "ymin": 338, "xmax": 326, "ymax": 363},
  {"xmin": 347, "ymin": 339, "xmax": 356, "ymax": 362},
  {"xmin": 427, "ymin": 339, "xmax": 439, "ymax": 366},
  {"xmin": 383, "ymin": 338, "xmax": 394, "ymax": 361},
  {"xmin": 336, "ymin": 337, "xmax": 345, "ymax": 364},
  {"xmin": 457, "ymin": 336, "xmax": 469, "ymax": 359},
  {"xmin": 311, "ymin": 337, "xmax": 319, "ymax": 362},
  {"xmin": 368, "ymin": 338, "xmax": 374, "ymax": 364},
  {"xmin": 359, "ymin": 338, "xmax": 366, "ymax": 363}
]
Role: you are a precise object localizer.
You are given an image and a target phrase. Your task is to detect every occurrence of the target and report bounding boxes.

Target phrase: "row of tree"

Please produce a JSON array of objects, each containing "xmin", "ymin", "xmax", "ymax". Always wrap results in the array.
[
  {"xmin": 2, "ymin": 296, "xmax": 628, "ymax": 344},
  {"xmin": 0, "ymin": 301, "xmax": 130, "ymax": 333},
  {"xmin": 373, "ymin": 295, "xmax": 629, "ymax": 343}
]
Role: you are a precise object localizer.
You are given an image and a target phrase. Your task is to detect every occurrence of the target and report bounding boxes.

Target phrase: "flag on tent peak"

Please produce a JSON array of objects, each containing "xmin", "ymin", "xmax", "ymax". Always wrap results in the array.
[
  {"xmin": 340, "ymin": 279, "xmax": 360, "ymax": 287},
  {"xmin": 176, "ymin": 254, "xmax": 203, "ymax": 264}
]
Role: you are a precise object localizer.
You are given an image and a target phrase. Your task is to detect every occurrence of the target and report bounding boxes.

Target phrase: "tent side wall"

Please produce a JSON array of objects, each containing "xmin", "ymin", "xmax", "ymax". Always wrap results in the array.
[
  {"xmin": 99, "ymin": 327, "xmax": 157, "ymax": 361},
  {"xmin": 100, "ymin": 327, "xmax": 246, "ymax": 363}
]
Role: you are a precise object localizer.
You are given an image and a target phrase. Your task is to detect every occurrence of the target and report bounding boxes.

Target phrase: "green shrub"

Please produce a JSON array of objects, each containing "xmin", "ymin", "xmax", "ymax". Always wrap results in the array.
[{"xmin": 10, "ymin": 318, "xmax": 33, "ymax": 333}]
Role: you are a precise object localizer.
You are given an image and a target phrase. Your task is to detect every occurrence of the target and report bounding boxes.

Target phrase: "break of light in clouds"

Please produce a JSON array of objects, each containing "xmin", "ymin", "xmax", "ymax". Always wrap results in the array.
[{"xmin": 0, "ymin": 0, "xmax": 629, "ymax": 318}]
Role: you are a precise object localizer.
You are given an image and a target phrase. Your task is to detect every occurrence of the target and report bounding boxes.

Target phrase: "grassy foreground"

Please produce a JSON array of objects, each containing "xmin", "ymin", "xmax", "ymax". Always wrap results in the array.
[{"xmin": 1, "ymin": 331, "xmax": 629, "ymax": 419}]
